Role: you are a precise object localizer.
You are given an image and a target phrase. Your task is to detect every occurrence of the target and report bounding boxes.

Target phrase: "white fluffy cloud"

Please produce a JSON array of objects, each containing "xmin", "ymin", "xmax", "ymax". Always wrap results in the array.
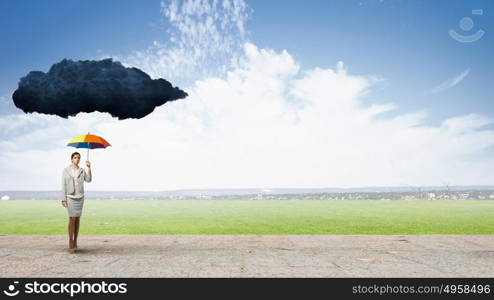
[
  {"xmin": 1, "ymin": 42, "xmax": 493, "ymax": 190},
  {"xmin": 110, "ymin": 0, "xmax": 251, "ymax": 84}
]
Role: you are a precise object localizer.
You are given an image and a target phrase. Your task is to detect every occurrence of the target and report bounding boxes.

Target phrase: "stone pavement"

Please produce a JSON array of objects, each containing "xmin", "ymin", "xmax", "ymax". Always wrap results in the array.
[{"xmin": 0, "ymin": 235, "xmax": 493, "ymax": 277}]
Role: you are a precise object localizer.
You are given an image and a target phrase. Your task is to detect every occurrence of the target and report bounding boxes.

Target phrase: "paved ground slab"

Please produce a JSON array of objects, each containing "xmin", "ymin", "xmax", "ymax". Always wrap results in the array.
[{"xmin": 1, "ymin": 235, "xmax": 493, "ymax": 277}]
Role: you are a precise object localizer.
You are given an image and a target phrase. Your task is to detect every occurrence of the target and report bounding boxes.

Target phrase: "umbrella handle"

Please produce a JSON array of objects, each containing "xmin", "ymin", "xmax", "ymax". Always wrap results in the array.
[{"xmin": 87, "ymin": 131, "xmax": 90, "ymax": 162}]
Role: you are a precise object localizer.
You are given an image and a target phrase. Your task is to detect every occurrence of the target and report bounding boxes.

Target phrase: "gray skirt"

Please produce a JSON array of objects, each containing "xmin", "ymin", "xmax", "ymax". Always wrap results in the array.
[{"xmin": 67, "ymin": 196, "xmax": 84, "ymax": 217}]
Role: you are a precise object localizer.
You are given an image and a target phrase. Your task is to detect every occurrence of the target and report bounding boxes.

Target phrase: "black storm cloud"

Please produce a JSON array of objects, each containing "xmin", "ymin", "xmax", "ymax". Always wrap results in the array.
[{"xmin": 12, "ymin": 58, "xmax": 188, "ymax": 120}]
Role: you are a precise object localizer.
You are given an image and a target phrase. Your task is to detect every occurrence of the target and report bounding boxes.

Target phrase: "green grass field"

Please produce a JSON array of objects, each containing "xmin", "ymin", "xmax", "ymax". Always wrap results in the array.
[{"xmin": 0, "ymin": 199, "xmax": 493, "ymax": 234}]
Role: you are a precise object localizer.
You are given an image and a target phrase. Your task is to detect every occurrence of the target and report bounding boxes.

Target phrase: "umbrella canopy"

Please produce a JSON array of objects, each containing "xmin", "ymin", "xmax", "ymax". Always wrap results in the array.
[{"xmin": 67, "ymin": 132, "xmax": 111, "ymax": 160}]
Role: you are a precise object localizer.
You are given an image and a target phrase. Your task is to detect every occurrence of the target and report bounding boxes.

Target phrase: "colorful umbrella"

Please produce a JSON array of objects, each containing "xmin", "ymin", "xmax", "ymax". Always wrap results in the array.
[{"xmin": 67, "ymin": 132, "xmax": 111, "ymax": 161}]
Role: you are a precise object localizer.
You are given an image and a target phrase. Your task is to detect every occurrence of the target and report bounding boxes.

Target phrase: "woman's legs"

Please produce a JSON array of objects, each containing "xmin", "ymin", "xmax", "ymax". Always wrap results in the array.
[
  {"xmin": 68, "ymin": 217, "xmax": 76, "ymax": 249},
  {"xmin": 74, "ymin": 217, "xmax": 80, "ymax": 248}
]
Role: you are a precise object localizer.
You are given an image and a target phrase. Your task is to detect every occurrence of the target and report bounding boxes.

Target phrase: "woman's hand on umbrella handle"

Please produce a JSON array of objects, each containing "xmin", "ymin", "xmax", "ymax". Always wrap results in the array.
[{"xmin": 86, "ymin": 160, "xmax": 91, "ymax": 168}]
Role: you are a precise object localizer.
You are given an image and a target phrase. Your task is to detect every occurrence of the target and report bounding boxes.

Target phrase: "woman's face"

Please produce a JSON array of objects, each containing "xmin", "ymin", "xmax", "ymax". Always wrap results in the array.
[{"xmin": 72, "ymin": 155, "xmax": 80, "ymax": 165}]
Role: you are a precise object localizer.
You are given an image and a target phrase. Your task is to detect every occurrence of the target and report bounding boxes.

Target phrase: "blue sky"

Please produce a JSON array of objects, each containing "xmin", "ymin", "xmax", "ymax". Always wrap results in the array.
[
  {"xmin": 249, "ymin": 0, "xmax": 494, "ymax": 125},
  {"xmin": 1, "ymin": 0, "xmax": 493, "ymax": 124},
  {"xmin": 1, "ymin": 0, "xmax": 494, "ymax": 190}
]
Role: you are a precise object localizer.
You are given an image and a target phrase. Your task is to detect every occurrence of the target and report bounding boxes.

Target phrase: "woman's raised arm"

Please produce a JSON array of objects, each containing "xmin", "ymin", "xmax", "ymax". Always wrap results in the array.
[{"xmin": 84, "ymin": 163, "xmax": 92, "ymax": 183}]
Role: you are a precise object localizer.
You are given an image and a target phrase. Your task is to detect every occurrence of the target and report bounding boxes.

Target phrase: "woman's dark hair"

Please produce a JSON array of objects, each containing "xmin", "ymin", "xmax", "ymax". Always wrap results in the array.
[{"xmin": 71, "ymin": 152, "xmax": 81, "ymax": 160}]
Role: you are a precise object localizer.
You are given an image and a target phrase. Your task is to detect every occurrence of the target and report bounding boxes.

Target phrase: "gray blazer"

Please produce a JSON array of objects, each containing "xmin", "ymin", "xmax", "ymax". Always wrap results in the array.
[{"xmin": 61, "ymin": 166, "xmax": 92, "ymax": 200}]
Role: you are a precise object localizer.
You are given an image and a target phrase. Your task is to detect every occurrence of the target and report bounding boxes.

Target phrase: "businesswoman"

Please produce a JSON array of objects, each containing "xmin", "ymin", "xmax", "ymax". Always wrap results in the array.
[{"xmin": 61, "ymin": 152, "xmax": 92, "ymax": 253}]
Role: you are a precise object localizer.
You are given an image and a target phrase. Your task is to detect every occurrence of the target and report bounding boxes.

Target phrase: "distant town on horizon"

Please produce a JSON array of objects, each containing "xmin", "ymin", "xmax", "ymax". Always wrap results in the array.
[{"xmin": 2, "ymin": 185, "xmax": 494, "ymax": 201}]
